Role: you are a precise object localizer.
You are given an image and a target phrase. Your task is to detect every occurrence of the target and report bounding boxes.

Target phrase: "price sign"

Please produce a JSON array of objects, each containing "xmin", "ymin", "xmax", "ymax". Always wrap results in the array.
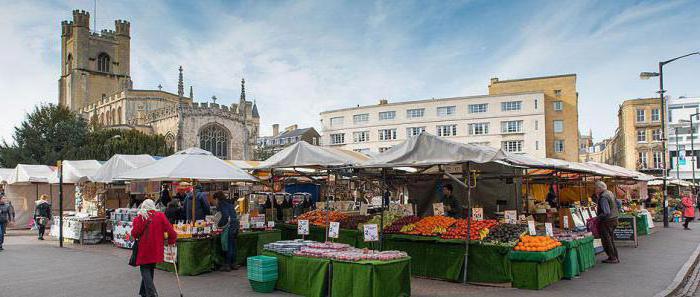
[
  {"xmin": 241, "ymin": 214, "xmax": 250, "ymax": 229},
  {"xmin": 255, "ymin": 222, "xmax": 265, "ymax": 229},
  {"xmin": 563, "ymin": 216, "xmax": 569, "ymax": 229},
  {"xmin": 363, "ymin": 224, "xmax": 379, "ymax": 242},
  {"xmin": 545, "ymin": 223, "xmax": 553, "ymax": 237},
  {"xmin": 164, "ymin": 245, "xmax": 177, "ymax": 264},
  {"xmin": 405, "ymin": 204, "xmax": 414, "ymax": 216},
  {"xmin": 360, "ymin": 203, "xmax": 368, "ymax": 216},
  {"xmin": 527, "ymin": 220, "xmax": 537, "ymax": 236},
  {"xmin": 267, "ymin": 221, "xmax": 275, "ymax": 228},
  {"xmin": 329, "ymin": 222, "xmax": 340, "ymax": 239},
  {"xmin": 433, "ymin": 203, "xmax": 445, "ymax": 216},
  {"xmin": 504, "ymin": 210, "xmax": 517, "ymax": 224},
  {"xmin": 472, "ymin": 208, "xmax": 484, "ymax": 221},
  {"xmin": 297, "ymin": 219, "xmax": 309, "ymax": 235}
]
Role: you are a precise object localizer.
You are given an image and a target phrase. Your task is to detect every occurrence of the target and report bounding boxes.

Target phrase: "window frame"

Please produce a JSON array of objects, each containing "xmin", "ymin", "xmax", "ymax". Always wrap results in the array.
[
  {"xmin": 437, "ymin": 106, "xmax": 456, "ymax": 117},
  {"xmin": 553, "ymin": 101, "xmax": 563, "ymax": 111},
  {"xmin": 501, "ymin": 120, "xmax": 523, "ymax": 133},
  {"xmin": 436, "ymin": 124, "xmax": 457, "ymax": 137},
  {"xmin": 378, "ymin": 128, "xmax": 397, "ymax": 141},
  {"xmin": 330, "ymin": 116, "xmax": 344, "ymax": 127},
  {"xmin": 378, "ymin": 111, "xmax": 396, "ymax": 121},
  {"xmin": 353, "ymin": 113, "xmax": 369, "ymax": 124},
  {"xmin": 406, "ymin": 108, "xmax": 425, "ymax": 118},
  {"xmin": 554, "ymin": 140, "xmax": 564, "ymax": 153},
  {"xmin": 636, "ymin": 109, "xmax": 646, "ymax": 122},
  {"xmin": 406, "ymin": 126, "xmax": 426, "ymax": 137},
  {"xmin": 651, "ymin": 109, "xmax": 660, "ymax": 122},
  {"xmin": 501, "ymin": 140, "xmax": 523, "ymax": 153},
  {"xmin": 501, "ymin": 101, "xmax": 522, "ymax": 112},
  {"xmin": 352, "ymin": 131, "xmax": 369, "ymax": 143},
  {"xmin": 330, "ymin": 133, "xmax": 345, "ymax": 145},
  {"xmin": 553, "ymin": 120, "xmax": 564, "ymax": 133},
  {"xmin": 637, "ymin": 130, "xmax": 647, "ymax": 143},
  {"xmin": 468, "ymin": 123, "xmax": 489, "ymax": 135},
  {"xmin": 468, "ymin": 103, "xmax": 488, "ymax": 114}
]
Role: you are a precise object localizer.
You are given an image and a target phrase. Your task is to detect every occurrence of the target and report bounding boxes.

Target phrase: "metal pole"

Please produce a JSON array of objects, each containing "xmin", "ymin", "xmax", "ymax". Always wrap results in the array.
[
  {"xmin": 676, "ymin": 127, "xmax": 681, "ymax": 180},
  {"xmin": 691, "ymin": 114, "xmax": 697, "ymax": 196},
  {"xmin": 58, "ymin": 161, "xmax": 64, "ymax": 248},
  {"xmin": 463, "ymin": 163, "xmax": 473, "ymax": 284},
  {"xmin": 513, "ymin": 169, "xmax": 520, "ymax": 216},
  {"xmin": 659, "ymin": 62, "xmax": 669, "ymax": 228}
]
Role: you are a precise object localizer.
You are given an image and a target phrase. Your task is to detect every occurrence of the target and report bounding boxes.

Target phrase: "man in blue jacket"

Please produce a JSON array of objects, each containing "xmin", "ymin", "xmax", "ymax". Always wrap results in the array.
[{"xmin": 184, "ymin": 185, "xmax": 211, "ymax": 221}]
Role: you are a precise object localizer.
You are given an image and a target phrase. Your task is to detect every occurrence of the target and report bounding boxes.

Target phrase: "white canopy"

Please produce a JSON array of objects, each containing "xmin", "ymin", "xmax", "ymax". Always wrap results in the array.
[
  {"xmin": 0, "ymin": 168, "xmax": 14, "ymax": 184},
  {"xmin": 584, "ymin": 161, "xmax": 655, "ymax": 181},
  {"xmin": 49, "ymin": 160, "xmax": 103, "ymax": 184},
  {"xmin": 648, "ymin": 178, "xmax": 697, "ymax": 187},
  {"xmin": 117, "ymin": 147, "xmax": 257, "ymax": 182},
  {"xmin": 360, "ymin": 133, "xmax": 507, "ymax": 168},
  {"xmin": 89, "ymin": 154, "xmax": 156, "ymax": 183},
  {"xmin": 258, "ymin": 141, "xmax": 369, "ymax": 169},
  {"xmin": 7, "ymin": 164, "xmax": 54, "ymax": 184}
]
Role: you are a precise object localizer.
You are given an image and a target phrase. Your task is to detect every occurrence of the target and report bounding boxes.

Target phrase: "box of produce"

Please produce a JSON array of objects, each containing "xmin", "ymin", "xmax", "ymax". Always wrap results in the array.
[
  {"xmin": 339, "ymin": 215, "xmax": 371, "ymax": 229},
  {"xmin": 402, "ymin": 216, "xmax": 457, "ymax": 236},
  {"xmin": 384, "ymin": 216, "xmax": 421, "ymax": 233},
  {"xmin": 290, "ymin": 210, "xmax": 348, "ymax": 227},
  {"xmin": 441, "ymin": 219, "xmax": 498, "ymax": 240},
  {"xmin": 514, "ymin": 235, "xmax": 562, "ymax": 252},
  {"xmin": 483, "ymin": 224, "xmax": 527, "ymax": 245}
]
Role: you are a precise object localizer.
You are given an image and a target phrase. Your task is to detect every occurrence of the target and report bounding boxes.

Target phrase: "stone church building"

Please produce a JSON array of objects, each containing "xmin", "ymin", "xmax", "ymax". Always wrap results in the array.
[{"xmin": 58, "ymin": 10, "xmax": 260, "ymax": 160}]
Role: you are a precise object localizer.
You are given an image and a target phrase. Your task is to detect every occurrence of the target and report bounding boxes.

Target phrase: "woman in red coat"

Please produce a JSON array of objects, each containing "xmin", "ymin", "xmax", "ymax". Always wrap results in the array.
[
  {"xmin": 682, "ymin": 194, "xmax": 696, "ymax": 230},
  {"xmin": 131, "ymin": 199, "xmax": 177, "ymax": 297}
]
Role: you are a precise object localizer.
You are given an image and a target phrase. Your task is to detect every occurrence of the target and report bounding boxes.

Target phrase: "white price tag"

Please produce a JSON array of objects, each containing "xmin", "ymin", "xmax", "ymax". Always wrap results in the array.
[
  {"xmin": 527, "ymin": 220, "xmax": 536, "ymax": 236},
  {"xmin": 297, "ymin": 219, "xmax": 309, "ymax": 235},
  {"xmin": 267, "ymin": 221, "xmax": 275, "ymax": 228},
  {"xmin": 363, "ymin": 224, "xmax": 379, "ymax": 242},
  {"xmin": 360, "ymin": 203, "xmax": 368, "ymax": 216},
  {"xmin": 255, "ymin": 222, "xmax": 265, "ymax": 228},
  {"xmin": 328, "ymin": 222, "xmax": 340, "ymax": 239},
  {"xmin": 505, "ymin": 210, "xmax": 517, "ymax": 224},
  {"xmin": 164, "ymin": 246, "xmax": 177, "ymax": 264},
  {"xmin": 545, "ymin": 223, "xmax": 553, "ymax": 237},
  {"xmin": 473, "ymin": 208, "xmax": 484, "ymax": 221},
  {"xmin": 433, "ymin": 203, "xmax": 445, "ymax": 216},
  {"xmin": 563, "ymin": 216, "xmax": 569, "ymax": 229}
]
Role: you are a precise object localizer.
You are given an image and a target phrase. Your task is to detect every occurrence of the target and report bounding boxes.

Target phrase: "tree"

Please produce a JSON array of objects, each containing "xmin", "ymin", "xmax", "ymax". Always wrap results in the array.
[
  {"xmin": 0, "ymin": 104, "xmax": 88, "ymax": 167},
  {"xmin": 81, "ymin": 128, "xmax": 174, "ymax": 160}
]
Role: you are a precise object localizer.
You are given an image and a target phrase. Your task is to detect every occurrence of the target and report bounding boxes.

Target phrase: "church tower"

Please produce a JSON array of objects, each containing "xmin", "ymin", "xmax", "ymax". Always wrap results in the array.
[{"xmin": 59, "ymin": 10, "xmax": 132, "ymax": 111}]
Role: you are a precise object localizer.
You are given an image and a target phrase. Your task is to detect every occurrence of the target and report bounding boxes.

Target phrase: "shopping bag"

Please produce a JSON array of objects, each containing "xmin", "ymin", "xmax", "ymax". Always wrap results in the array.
[{"xmin": 586, "ymin": 217, "xmax": 600, "ymax": 238}]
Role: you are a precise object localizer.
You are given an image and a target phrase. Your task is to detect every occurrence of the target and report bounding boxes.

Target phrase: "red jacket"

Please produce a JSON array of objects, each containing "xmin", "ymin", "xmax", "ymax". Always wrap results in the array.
[
  {"xmin": 131, "ymin": 210, "xmax": 177, "ymax": 266},
  {"xmin": 682, "ymin": 196, "xmax": 696, "ymax": 218}
]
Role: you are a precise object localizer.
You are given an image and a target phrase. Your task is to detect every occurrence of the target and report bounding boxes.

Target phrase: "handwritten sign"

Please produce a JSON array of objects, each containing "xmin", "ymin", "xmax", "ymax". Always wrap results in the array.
[
  {"xmin": 433, "ymin": 203, "xmax": 445, "ymax": 216},
  {"xmin": 527, "ymin": 220, "xmax": 537, "ymax": 235},
  {"xmin": 545, "ymin": 223, "xmax": 553, "ymax": 237},
  {"xmin": 297, "ymin": 219, "xmax": 310, "ymax": 235},
  {"xmin": 360, "ymin": 203, "xmax": 368, "ymax": 216},
  {"xmin": 267, "ymin": 221, "xmax": 275, "ymax": 228},
  {"xmin": 473, "ymin": 208, "xmax": 484, "ymax": 221},
  {"xmin": 240, "ymin": 214, "xmax": 250, "ymax": 229},
  {"xmin": 328, "ymin": 222, "xmax": 340, "ymax": 239},
  {"xmin": 613, "ymin": 216, "xmax": 638, "ymax": 247},
  {"xmin": 563, "ymin": 216, "xmax": 569, "ymax": 229},
  {"xmin": 505, "ymin": 210, "xmax": 518, "ymax": 224},
  {"xmin": 363, "ymin": 224, "xmax": 379, "ymax": 242},
  {"xmin": 164, "ymin": 245, "xmax": 177, "ymax": 264}
]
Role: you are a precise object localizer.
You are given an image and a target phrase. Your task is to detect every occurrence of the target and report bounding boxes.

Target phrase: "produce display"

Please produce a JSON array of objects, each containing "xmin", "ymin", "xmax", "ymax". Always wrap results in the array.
[
  {"xmin": 483, "ymin": 223, "xmax": 528, "ymax": 245},
  {"xmin": 514, "ymin": 235, "xmax": 562, "ymax": 252},
  {"xmin": 440, "ymin": 219, "xmax": 498, "ymax": 240},
  {"xmin": 264, "ymin": 239, "xmax": 316, "ymax": 255},
  {"xmin": 403, "ymin": 216, "xmax": 458, "ymax": 236},
  {"xmin": 290, "ymin": 241, "xmax": 409, "ymax": 262},
  {"xmin": 340, "ymin": 215, "xmax": 371, "ymax": 229},
  {"xmin": 358, "ymin": 212, "xmax": 402, "ymax": 231},
  {"xmin": 291, "ymin": 210, "xmax": 348, "ymax": 227},
  {"xmin": 554, "ymin": 230, "xmax": 592, "ymax": 242},
  {"xmin": 384, "ymin": 216, "xmax": 421, "ymax": 233}
]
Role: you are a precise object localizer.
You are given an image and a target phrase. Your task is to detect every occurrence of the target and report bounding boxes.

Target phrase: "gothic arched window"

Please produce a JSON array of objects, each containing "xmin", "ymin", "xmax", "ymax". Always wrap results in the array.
[
  {"xmin": 199, "ymin": 124, "xmax": 230, "ymax": 159},
  {"xmin": 97, "ymin": 53, "xmax": 110, "ymax": 72},
  {"xmin": 164, "ymin": 132, "xmax": 175, "ymax": 151}
]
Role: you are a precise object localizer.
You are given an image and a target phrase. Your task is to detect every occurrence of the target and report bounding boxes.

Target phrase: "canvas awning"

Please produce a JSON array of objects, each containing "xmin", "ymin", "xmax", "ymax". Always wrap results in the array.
[
  {"xmin": 0, "ymin": 168, "xmax": 15, "ymax": 184},
  {"xmin": 258, "ymin": 141, "xmax": 369, "ymax": 169},
  {"xmin": 49, "ymin": 160, "xmax": 103, "ymax": 184},
  {"xmin": 7, "ymin": 164, "xmax": 55, "ymax": 184},
  {"xmin": 226, "ymin": 160, "xmax": 267, "ymax": 170},
  {"xmin": 117, "ymin": 147, "xmax": 257, "ymax": 182},
  {"xmin": 584, "ymin": 161, "xmax": 655, "ymax": 181},
  {"xmin": 89, "ymin": 154, "xmax": 156, "ymax": 183}
]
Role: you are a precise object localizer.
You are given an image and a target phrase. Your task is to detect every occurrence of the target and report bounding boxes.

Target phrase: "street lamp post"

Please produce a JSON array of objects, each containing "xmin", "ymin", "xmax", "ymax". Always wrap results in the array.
[
  {"xmin": 640, "ymin": 51, "xmax": 700, "ymax": 228},
  {"xmin": 690, "ymin": 113, "xmax": 699, "ymax": 195}
]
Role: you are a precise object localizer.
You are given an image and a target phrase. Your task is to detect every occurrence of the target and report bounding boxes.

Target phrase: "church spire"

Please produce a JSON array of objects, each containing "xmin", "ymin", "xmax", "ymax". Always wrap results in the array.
[
  {"xmin": 239, "ymin": 78, "xmax": 246, "ymax": 115},
  {"xmin": 189, "ymin": 86, "xmax": 193, "ymax": 99},
  {"xmin": 177, "ymin": 66, "xmax": 184, "ymax": 97}
]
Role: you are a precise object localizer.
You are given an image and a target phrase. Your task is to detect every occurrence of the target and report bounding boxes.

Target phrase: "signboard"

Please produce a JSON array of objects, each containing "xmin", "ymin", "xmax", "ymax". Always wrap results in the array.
[
  {"xmin": 360, "ymin": 203, "xmax": 368, "ymax": 216},
  {"xmin": 589, "ymin": 207, "xmax": 597, "ymax": 218},
  {"xmin": 433, "ymin": 203, "xmax": 445, "ymax": 216},
  {"xmin": 255, "ymin": 222, "xmax": 265, "ymax": 229},
  {"xmin": 328, "ymin": 222, "xmax": 340, "ymax": 239},
  {"xmin": 527, "ymin": 220, "xmax": 537, "ymax": 236},
  {"xmin": 563, "ymin": 216, "xmax": 569, "ymax": 229},
  {"xmin": 363, "ymin": 224, "xmax": 379, "ymax": 242},
  {"xmin": 297, "ymin": 219, "xmax": 310, "ymax": 235},
  {"xmin": 504, "ymin": 210, "xmax": 518, "ymax": 224},
  {"xmin": 267, "ymin": 221, "xmax": 275, "ymax": 228},
  {"xmin": 580, "ymin": 208, "xmax": 591, "ymax": 222},
  {"xmin": 545, "ymin": 223, "xmax": 553, "ymax": 237},
  {"xmin": 472, "ymin": 208, "xmax": 484, "ymax": 221},
  {"xmin": 164, "ymin": 246, "xmax": 177, "ymax": 264},
  {"xmin": 240, "ymin": 214, "xmax": 250, "ymax": 229},
  {"xmin": 613, "ymin": 216, "xmax": 638, "ymax": 247}
]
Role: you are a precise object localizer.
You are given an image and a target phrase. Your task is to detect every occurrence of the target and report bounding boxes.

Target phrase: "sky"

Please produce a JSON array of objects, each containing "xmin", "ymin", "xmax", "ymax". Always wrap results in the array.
[{"xmin": 1, "ymin": 0, "xmax": 699, "ymax": 144}]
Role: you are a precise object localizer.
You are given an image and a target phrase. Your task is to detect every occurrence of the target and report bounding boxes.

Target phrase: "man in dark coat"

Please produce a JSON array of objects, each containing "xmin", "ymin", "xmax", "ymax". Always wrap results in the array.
[
  {"xmin": 184, "ymin": 186, "xmax": 211, "ymax": 221},
  {"xmin": 595, "ymin": 181, "xmax": 620, "ymax": 264},
  {"xmin": 34, "ymin": 194, "xmax": 52, "ymax": 240}
]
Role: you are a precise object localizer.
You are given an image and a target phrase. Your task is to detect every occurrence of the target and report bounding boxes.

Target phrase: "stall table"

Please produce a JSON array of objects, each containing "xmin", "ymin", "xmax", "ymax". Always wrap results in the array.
[{"xmin": 508, "ymin": 246, "xmax": 565, "ymax": 290}]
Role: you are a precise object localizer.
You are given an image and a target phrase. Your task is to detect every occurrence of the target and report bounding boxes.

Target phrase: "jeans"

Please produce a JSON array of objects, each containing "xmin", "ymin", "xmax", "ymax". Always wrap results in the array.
[
  {"xmin": 0, "ymin": 222, "xmax": 5, "ymax": 247},
  {"xmin": 37, "ymin": 222, "xmax": 46, "ymax": 239},
  {"xmin": 139, "ymin": 264, "xmax": 157, "ymax": 297},
  {"xmin": 226, "ymin": 230, "xmax": 238, "ymax": 266},
  {"xmin": 600, "ymin": 219, "xmax": 619, "ymax": 260},
  {"xmin": 684, "ymin": 217, "xmax": 694, "ymax": 229}
]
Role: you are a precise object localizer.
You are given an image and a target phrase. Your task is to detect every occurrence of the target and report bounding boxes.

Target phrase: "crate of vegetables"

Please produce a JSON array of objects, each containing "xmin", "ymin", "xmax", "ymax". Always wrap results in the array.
[
  {"xmin": 509, "ymin": 236, "xmax": 565, "ymax": 290},
  {"xmin": 440, "ymin": 219, "xmax": 498, "ymax": 240},
  {"xmin": 402, "ymin": 216, "xmax": 458, "ymax": 236},
  {"xmin": 510, "ymin": 236, "xmax": 564, "ymax": 262}
]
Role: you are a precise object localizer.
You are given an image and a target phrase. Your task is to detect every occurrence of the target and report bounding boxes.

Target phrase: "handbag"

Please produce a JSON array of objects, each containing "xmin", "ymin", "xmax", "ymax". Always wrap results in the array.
[{"xmin": 129, "ymin": 218, "xmax": 152, "ymax": 267}]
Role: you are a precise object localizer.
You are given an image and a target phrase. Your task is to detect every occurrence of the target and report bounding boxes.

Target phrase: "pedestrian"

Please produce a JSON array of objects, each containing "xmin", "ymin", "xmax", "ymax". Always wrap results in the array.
[
  {"xmin": 0, "ymin": 194, "xmax": 16, "ymax": 250},
  {"xmin": 682, "ymin": 193, "xmax": 696, "ymax": 230},
  {"xmin": 130, "ymin": 199, "xmax": 177, "ymax": 297},
  {"xmin": 184, "ymin": 184, "xmax": 211, "ymax": 222},
  {"xmin": 164, "ymin": 200, "xmax": 183, "ymax": 224},
  {"xmin": 214, "ymin": 191, "xmax": 239, "ymax": 271},
  {"xmin": 156, "ymin": 183, "xmax": 171, "ymax": 207},
  {"xmin": 594, "ymin": 181, "xmax": 620, "ymax": 264},
  {"xmin": 34, "ymin": 194, "xmax": 52, "ymax": 240}
]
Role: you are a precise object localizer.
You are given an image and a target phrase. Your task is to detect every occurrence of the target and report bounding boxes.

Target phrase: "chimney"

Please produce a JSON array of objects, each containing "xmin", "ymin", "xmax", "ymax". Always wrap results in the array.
[
  {"xmin": 379, "ymin": 99, "xmax": 389, "ymax": 105},
  {"xmin": 285, "ymin": 124, "xmax": 298, "ymax": 132},
  {"xmin": 272, "ymin": 124, "xmax": 279, "ymax": 137}
]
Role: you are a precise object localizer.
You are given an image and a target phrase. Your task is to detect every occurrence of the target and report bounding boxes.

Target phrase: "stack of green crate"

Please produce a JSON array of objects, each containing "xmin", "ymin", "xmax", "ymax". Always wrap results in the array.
[{"xmin": 247, "ymin": 256, "xmax": 279, "ymax": 293}]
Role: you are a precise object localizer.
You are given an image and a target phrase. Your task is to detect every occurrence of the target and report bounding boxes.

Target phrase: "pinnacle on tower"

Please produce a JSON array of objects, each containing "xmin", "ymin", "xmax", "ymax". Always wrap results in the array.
[
  {"xmin": 240, "ymin": 78, "xmax": 246, "ymax": 101},
  {"xmin": 239, "ymin": 78, "xmax": 246, "ymax": 115},
  {"xmin": 189, "ymin": 86, "xmax": 193, "ymax": 99},
  {"xmin": 177, "ymin": 66, "xmax": 184, "ymax": 97}
]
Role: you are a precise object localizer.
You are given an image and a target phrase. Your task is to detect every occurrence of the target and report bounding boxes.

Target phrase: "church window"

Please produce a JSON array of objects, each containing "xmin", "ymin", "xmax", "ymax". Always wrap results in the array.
[
  {"xmin": 164, "ymin": 132, "xmax": 175, "ymax": 151},
  {"xmin": 97, "ymin": 53, "xmax": 111, "ymax": 72},
  {"xmin": 199, "ymin": 124, "xmax": 230, "ymax": 159}
]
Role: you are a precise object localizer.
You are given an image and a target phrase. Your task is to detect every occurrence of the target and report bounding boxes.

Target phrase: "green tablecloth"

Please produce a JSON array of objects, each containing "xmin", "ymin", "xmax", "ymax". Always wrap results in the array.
[
  {"xmin": 511, "ymin": 256, "xmax": 564, "ymax": 290},
  {"xmin": 467, "ymin": 242, "xmax": 513, "ymax": 283},
  {"xmin": 560, "ymin": 240, "xmax": 580, "ymax": 279},
  {"xmin": 262, "ymin": 251, "xmax": 329, "ymax": 297},
  {"xmin": 331, "ymin": 258, "xmax": 411, "ymax": 297},
  {"xmin": 577, "ymin": 236, "xmax": 596, "ymax": 271}
]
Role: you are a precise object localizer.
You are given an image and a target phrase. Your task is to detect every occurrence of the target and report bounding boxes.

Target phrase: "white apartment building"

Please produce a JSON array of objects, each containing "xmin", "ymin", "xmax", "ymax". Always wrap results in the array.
[
  {"xmin": 668, "ymin": 96, "xmax": 700, "ymax": 180},
  {"xmin": 319, "ymin": 92, "xmax": 547, "ymax": 158}
]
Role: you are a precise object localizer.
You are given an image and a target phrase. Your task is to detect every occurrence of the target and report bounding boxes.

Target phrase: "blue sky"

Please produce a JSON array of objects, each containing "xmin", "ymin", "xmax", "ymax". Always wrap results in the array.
[{"xmin": 1, "ymin": 0, "xmax": 699, "ymax": 143}]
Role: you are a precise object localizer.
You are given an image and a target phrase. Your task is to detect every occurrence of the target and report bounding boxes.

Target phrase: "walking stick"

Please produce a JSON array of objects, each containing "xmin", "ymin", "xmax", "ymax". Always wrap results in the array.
[{"xmin": 171, "ymin": 245, "xmax": 184, "ymax": 297}]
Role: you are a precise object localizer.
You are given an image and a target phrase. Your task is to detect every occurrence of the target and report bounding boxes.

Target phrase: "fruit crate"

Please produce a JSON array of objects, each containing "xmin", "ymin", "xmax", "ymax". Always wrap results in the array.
[{"xmin": 250, "ymin": 280, "xmax": 276, "ymax": 293}]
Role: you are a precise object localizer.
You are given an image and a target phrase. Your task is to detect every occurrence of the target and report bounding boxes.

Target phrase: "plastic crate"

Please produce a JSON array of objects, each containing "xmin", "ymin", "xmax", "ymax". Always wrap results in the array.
[
  {"xmin": 248, "ymin": 271, "xmax": 278, "ymax": 282},
  {"xmin": 247, "ymin": 256, "xmax": 278, "ymax": 268},
  {"xmin": 250, "ymin": 280, "xmax": 276, "ymax": 293}
]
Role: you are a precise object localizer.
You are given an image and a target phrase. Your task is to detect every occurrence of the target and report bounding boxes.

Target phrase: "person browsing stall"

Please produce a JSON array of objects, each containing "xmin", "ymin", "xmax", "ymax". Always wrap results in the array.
[
  {"xmin": 184, "ymin": 184, "xmax": 211, "ymax": 221},
  {"xmin": 594, "ymin": 181, "xmax": 620, "ymax": 264},
  {"xmin": 442, "ymin": 184, "xmax": 465, "ymax": 219},
  {"xmin": 214, "ymin": 191, "xmax": 239, "ymax": 271}
]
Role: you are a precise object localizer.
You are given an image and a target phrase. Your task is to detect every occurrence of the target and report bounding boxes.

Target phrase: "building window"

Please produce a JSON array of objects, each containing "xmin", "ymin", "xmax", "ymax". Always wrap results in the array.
[
  {"xmin": 501, "ymin": 120, "xmax": 523, "ymax": 133},
  {"xmin": 407, "ymin": 127, "xmax": 425, "ymax": 137},
  {"xmin": 312, "ymin": 137, "xmax": 318, "ymax": 145},
  {"xmin": 553, "ymin": 120, "xmax": 564, "ymax": 133},
  {"xmin": 437, "ymin": 125, "xmax": 457, "ymax": 137},
  {"xmin": 638, "ymin": 152, "xmax": 648, "ymax": 169},
  {"xmin": 379, "ymin": 147, "xmax": 392, "ymax": 153},
  {"xmin": 330, "ymin": 133, "xmax": 345, "ymax": 144},
  {"xmin": 378, "ymin": 111, "xmax": 396, "ymax": 120},
  {"xmin": 553, "ymin": 101, "xmax": 563, "ymax": 111},
  {"xmin": 651, "ymin": 109, "xmax": 660, "ymax": 122},
  {"xmin": 468, "ymin": 104, "xmax": 488, "ymax": 113},
  {"xmin": 406, "ymin": 108, "xmax": 425, "ymax": 118},
  {"xmin": 437, "ymin": 106, "xmax": 456, "ymax": 117},
  {"xmin": 535, "ymin": 140, "xmax": 539, "ymax": 150},
  {"xmin": 199, "ymin": 124, "xmax": 229, "ymax": 159},
  {"xmin": 468, "ymin": 123, "xmax": 489, "ymax": 135},
  {"xmin": 636, "ymin": 109, "xmax": 645, "ymax": 122},
  {"xmin": 653, "ymin": 151, "xmax": 663, "ymax": 169},
  {"xmin": 97, "ymin": 53, "xmax": 111, "ymax": 72},
  {"xmin": 535, "ymin": 120, "xmax": 539, "ymax": 130},
  {"xmin": 501, "ymin": 101, "xmax": 522, "ymax": 111},
  {"xmin": 378, "ymin": 129, "xmax": 397, "ymax": 141},
  {"xmin": 637, "ymin": 130, "xmax": 647, "ymax": 143},
  {"xmin": 353, "ymin": 131, "xmax": 369, "ymax": 143},
  {"xmin": 502, "ymin": 140, "xmax": 523, "ymax": 153},
  {"xmin": 535, "ymin": 99, "xmax": 538, "ymax": 109},
  {"xmin": 554, "ymin": 89, "xmax": 562, "ymax": 97},
  {"xmin": 554, "ymin": 140, "xmax": 564, "ymax": 153},
  {"xmin": 330, "ymin": 117, "xmax": 344, "ymax": 127},
  {"xmin": 652, "ymin": 129, "xmax": 662, "ymax": 141},
  {"xmin": 353, "ymin": 113, "xmax": 369, "ymax": 124}
]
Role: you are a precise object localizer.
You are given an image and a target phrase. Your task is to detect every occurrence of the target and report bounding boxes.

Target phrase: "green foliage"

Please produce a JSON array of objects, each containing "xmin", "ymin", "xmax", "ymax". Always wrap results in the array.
[{"xmin": 81, "ymin": 128, "xmax": 174, "ymax": 160}]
